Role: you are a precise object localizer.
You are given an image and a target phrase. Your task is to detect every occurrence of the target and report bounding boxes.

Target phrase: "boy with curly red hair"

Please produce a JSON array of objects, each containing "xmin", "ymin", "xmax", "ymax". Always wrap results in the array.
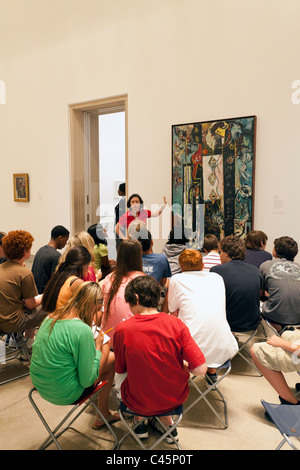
[{"xmin": 0, "ymin": 231, "xmax": 47, "ymax": 347}]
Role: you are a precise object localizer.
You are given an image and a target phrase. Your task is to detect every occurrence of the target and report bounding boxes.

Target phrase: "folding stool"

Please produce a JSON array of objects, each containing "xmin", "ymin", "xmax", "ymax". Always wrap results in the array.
[
  {"xmin": 231, "ymin": 328, "xmax": 263, "ymax": 376},
  {"xmin": 28, "ymin": 381, "xmax": 118, "ymax": 450},
  {"xmin": 0, "ymin": 331, "xmax": 31, "ymax": 385},
  {"xmin": 117, "ymin": 401, "xmax": 183, "ymax": 450},
  {"xmin": 261, "ymin": 400, "xmax": 300, "ymax": 450},
  {"xmin": 184, "ymin": 360, "xmax": 231, "ymax": 429}
]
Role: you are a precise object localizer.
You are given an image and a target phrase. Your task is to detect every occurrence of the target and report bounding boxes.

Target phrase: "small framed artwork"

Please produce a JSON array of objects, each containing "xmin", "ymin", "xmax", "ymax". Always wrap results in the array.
[{"xmin": 13, "ymin": 173, "xmax": 29, "ymax": 202}]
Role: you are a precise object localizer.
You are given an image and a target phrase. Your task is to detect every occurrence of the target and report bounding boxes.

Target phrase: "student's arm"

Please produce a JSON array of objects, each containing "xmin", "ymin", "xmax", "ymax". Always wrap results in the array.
[
  {"xmin": 169, "ymin": 309, "xmax": 179, "ymax": 317},
  {"xmin": 189, "ymin": 363, "xmax": 207, "ymax": 376},
  {"xmin": 76, "ymin": 328, "xmax": 102, "ymax": 388},
  {"xmin": 267, "ymin": 335, "xmax": 300, "ymax": 355},
  {"xmin": 24, "ymin": 294, "xmax": 43, "ymax": 310}
]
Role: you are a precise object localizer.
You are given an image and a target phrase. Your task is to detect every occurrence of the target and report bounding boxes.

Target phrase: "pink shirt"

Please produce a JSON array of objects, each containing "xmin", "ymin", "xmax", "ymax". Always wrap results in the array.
[{"xmin": 102, "ymin": 271, "xmax": 144, "ymax": 347}]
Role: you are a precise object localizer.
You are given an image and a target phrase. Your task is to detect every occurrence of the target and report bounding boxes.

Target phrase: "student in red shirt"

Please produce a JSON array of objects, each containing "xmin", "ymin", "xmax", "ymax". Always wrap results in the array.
[
  {"xmin": 113, "ymin": 275, "xmax": 206, "ymax": 443},
  {"xmin": 115, "ymin": 193, "xmax": 167, "ymax": 240}
]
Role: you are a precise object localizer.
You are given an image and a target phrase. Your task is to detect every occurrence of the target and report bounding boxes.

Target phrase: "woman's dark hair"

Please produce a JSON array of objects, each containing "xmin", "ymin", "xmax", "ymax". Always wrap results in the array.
[
  {"xmin": 103, "ymin": 239, "xmax": 143, "ymax": 326},
  {"xmin": 87, "ymin": 223, "xmax": 107, "ymax": 246},
  {"xmin": 245, "ymin": 230, "xmax": 268, "ymax": 250},
  {"xmin": 274, "ymin": 236, "xmax": 298, "ymax": 262},
  {"xmin": 127, "ymin": 193, "xmax": 144, "ymax": 209},
  {"xmin": 125, "ymin": 275, "xmax": 161, "ymax": 309},
  {"xmin": 42, "ymin": 246, "xmax": 91, "ymax": 312}
]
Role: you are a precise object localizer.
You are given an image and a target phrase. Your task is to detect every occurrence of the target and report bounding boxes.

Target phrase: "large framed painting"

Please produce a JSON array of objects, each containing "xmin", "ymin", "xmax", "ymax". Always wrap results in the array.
[{"xmin": 172, "ymin": 116, "xmax": 256, "ymax": 248}]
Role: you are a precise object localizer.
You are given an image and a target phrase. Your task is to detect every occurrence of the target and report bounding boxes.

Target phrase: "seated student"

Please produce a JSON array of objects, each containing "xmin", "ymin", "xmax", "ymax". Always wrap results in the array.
[
  {"xmin": 244, "ymin": 230, "xmax": 272, "ymax": 268},
  {"xmin": 250, "ymin": 329, "xmax": 300, "ymax": 413},
  {"xmin": 162, "ymin": 225, "xmax": 189, "ymax": 275},
  {"xmin": 31, "ymin": 225, "xmax": 69, "ymax": 294},
  {"xmin": 168, "ymin": 249, "xmax": 238, "ymax": 383},
  {"xmin": 101, "ymin": 238, "xmax": 145, "ymax": 348},
  {"xmin": 136, "ymin": 228, "xmax": 172, "ymax": 285},
  {"xmin": 87, "ymin": 223, "xmax": 114, "ymax": 279},
  {"xmin": 59, "ymin": 231, "xmax": 98, "ymax": 282},
  {"xmin": 113, "ymin": 275, "xmax": 207, "ymax": 442},
  {"xmin": 42, "ymin": 245, "xmax": 91, "ymax": 312},
  {"xmin": 0, "ymin": 231, "xmax": 46, "ymax": 349},
  {"xmin": 30, "ymin": 281, "xmax": 118, "ymax": 429},
  {"xmin": 210, "ymin": 235, "xmax": 262, "ymax": 332},
  {"xmin": 202, "ymin": 234, "xmax": 221, "ymax": 272},
  {"xmin": 260, "ymin": 236, "xmax": 300, "ymax": 331},
  {"xmin": 0, "ymin": 232, "xmax": 7, "ymax": 264},
  {"xmin": 115, "ymin": 193, "xmax": 167, "ymax": 240}
]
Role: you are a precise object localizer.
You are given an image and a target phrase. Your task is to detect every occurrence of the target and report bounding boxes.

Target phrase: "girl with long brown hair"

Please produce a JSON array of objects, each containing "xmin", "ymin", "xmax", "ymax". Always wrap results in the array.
[{"xmin": 101, "ymin": 238, "xmax": 144, "ymax": 348}]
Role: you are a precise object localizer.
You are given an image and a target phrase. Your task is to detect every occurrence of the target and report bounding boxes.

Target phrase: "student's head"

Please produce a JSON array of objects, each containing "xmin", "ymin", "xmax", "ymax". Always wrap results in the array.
[
  {"xmin": 219, "ymin": 235, "xmax": 246, "ymax": 262},
  {"xmin": 51, "ymin": 225, "xmax": 70, "ymax": 249},
  {"xmin": 50, "ymin": 281, "xmax": 102, "ymax": 330},
  {"xmin": 166, "ymin": 225, "xmax": 189, "ymax": 245},
  {"xmin": 118, "ymin": 183, "xmax": 125, "ymax": 196},
  {"xmin": 125, "ymin": 275, "xmax": 161, "ymax": 310},
  {"xmin": 203, "ymin": 234, "xmax": 219, "ymax": 253},
  {"xmin": 103, "ymin": 239, "xmax": 143, "ymax": 326},
  {"xmin": 245, "ymin": 230, "xmax": 268, "ymax": 250},
  {"xmin": 87, "ymin": 223, "xmax": 108, "ymax": 246},
  {"xmin": 127, "ymin": 193, "xmax": 144, "ymax": 210},
  {"xmin": 179, "ymin": 249, "xmax": 203, "ymax": 272},
  {"xmin": 63, "ymin": 231, "xmax": 96, "ymax": 264},
  {"xmin": 116, "ymin": 238, "xmax": 143, "ymax": 272},
  {"xmin": 2, "ymin": 230, "xmax": 34, "ymax": 261},
  {"xmin": 273, "ymin": 236, "xmax": 298, "ymax": 262},
  {"xmin": 0, "ymin": 232, "xmax": 7, "ymax": 257},
  {"xmin": 137, "ymin": 229, "xmax": 152, "ymax": 253},
  {"xmin": 42, "ymin": 246, "xmax": 92, "ymax": 313}
]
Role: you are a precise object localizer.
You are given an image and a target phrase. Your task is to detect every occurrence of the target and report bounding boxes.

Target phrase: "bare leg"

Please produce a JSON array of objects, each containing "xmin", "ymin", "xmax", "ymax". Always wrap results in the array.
[
  {"xmin": 93, "ymin": 343, "xmax": 118, "ymax": 426},
  {"xmin": 250, "ymin": 346, "xmax": 298, "ymax": 404}
]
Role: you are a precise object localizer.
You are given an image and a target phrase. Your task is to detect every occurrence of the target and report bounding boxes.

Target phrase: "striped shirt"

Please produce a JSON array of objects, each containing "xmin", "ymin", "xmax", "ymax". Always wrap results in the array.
[{"xmin": 203, "ymin": 251, "xmax": 221, "ymax": 272}]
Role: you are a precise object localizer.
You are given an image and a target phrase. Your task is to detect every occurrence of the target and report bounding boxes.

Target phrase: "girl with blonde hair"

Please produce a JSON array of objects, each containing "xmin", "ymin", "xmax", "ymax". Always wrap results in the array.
[
  {"xmin": 30, "ymin": 281, "xmax": 119, "ymax": 429},
  {"xmin": 59, "ymin": 231, "xmax": 99, "ymax": 281}
]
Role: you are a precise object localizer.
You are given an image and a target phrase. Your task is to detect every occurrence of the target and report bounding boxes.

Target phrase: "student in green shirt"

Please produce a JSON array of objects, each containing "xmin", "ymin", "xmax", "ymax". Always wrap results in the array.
[{"xmin": 30, "ymin": 281, "xmax": 119, "ymax": 429}]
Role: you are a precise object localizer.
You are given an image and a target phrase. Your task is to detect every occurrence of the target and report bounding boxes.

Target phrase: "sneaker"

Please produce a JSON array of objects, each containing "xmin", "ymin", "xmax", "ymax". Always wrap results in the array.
[
  {"xmin": 151, "ymin": 418, "xmax": 179, "ymax": 444},
  {"xmin": 133, "ymin": 421, "xmax": 148, "ymax": 439},
  {"xmin": 206, "ymin": 372, "xmax": 218, "ymax": 385},
  {"xmin": 19, "ymin": 347, "xmax": 32, "ymax": 361}
]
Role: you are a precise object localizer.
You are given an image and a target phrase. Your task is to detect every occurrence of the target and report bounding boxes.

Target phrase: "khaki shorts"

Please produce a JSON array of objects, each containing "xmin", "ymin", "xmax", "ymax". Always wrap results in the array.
[{"xmin": 252, "ymin": 329, "xmax": 300, "ymax": 373}]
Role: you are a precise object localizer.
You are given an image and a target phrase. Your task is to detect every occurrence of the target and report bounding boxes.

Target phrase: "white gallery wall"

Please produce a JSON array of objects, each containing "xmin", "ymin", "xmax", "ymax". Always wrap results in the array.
[{"xmin": 0, "ymin": 0, "xmax": 299, "ymax": 256}]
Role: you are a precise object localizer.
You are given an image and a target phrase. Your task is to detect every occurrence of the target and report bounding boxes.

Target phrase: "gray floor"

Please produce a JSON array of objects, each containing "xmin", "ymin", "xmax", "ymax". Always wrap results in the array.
[{"xmin": 0, "ymin": 321, "xmax": 299, "ymax": 451}]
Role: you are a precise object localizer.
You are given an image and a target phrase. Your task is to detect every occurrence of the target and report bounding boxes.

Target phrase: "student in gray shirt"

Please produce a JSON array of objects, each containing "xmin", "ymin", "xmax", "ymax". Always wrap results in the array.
[{"xmin": 260, "ymin": 236, "xmax": 300, "ymax": 330}]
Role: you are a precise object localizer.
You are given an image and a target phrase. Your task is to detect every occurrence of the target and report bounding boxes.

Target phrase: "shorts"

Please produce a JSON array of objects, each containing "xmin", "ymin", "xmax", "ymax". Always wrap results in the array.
[{"xmin": 252, "ymin": 329, "xmax": 300, "ymax": 373}]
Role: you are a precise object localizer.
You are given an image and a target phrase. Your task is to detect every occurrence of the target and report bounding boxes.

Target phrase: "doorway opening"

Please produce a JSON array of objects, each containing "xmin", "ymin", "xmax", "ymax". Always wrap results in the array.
[
  {"xmin": 98, "ymin": 111, "xmax": 126, "ymax": 259},
  {"xmin": 69, "ymin": 94, "xmax": 127, "ymax": 260}
]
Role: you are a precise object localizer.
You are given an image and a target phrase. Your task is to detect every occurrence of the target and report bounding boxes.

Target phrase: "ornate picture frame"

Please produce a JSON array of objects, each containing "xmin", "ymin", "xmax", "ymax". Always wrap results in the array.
[{"xmin": 13, "ymin": 173, "xmax": 29, "ymax": 202}]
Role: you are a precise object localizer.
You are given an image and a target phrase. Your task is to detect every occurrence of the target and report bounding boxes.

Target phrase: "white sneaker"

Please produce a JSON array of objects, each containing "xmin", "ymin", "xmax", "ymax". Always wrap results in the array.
[{"xmin": 151, "ymin": 418, "xmax": 179, "ymax": 444}]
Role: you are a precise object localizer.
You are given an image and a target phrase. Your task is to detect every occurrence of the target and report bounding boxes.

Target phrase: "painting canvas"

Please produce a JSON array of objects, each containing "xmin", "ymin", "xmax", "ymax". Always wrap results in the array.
[
  {"xmin": 13, "ymin": 173, "xmax": 29, "ymax": 202},
  {"xmin": 172, "ymin": 116, "xmax": 256, "ymax": 248}
]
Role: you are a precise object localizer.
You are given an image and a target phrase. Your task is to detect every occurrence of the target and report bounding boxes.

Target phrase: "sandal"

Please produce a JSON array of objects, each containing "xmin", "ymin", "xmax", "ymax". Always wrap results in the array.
[{"xmin": 92, "ymin": 412, "xmax": 120, "ymax": 429}]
